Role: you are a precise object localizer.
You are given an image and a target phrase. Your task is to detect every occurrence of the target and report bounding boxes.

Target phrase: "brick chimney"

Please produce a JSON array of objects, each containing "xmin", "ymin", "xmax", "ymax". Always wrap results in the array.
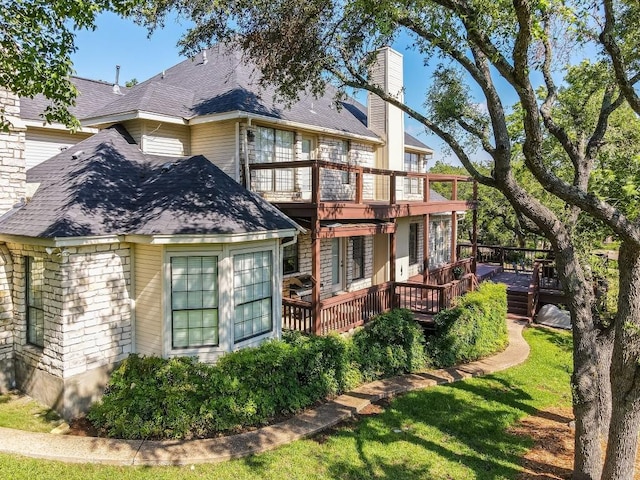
[
  {"xmin": 368, "ymin": 47, "xmax": 405, "ymax": 171},
  {"xmin": 0, "ymin": 89, "xmax": 26, "ymax": 216}
]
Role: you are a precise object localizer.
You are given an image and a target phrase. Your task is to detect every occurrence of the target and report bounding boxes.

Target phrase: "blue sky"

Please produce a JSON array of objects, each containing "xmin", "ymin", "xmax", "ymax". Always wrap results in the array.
[{"xmin": 71, "ymin": 13, "xmax": 507, "ymax": 167}]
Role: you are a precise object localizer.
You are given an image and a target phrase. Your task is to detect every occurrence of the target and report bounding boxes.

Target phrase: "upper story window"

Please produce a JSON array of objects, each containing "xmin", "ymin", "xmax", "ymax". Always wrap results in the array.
[
  {"xmin": 26, "ymin": 256, "xmax": 45, "ymax": 348},
  {"xmin": 170, "ymin": 256, "xmax": 219, "ymax": 348},
  {"xmin": 404, "ymin": 151, "xmax": 421, "ymax": 194},
  {"xmin": 254, "ymin": 127, "xmax": 295, "ymax": 191},
  {"xmin": 234, "ymin": 251, "xmax": 273, "ymax": 343},
  {"xmin": 255, "ymin": 127, "xmax": 294, "ymax": 163},
  {"xmin": 352, "ymin": 237, "xmax": 365, "ymax": 280},
  {"xmin": 283, "ymin": 242, "xmax": 298, "ymax": 275}
]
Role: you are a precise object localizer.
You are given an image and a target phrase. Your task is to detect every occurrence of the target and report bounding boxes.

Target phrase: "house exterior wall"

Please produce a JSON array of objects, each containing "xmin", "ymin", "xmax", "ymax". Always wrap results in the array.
[
  {"xmin": 191, "ymin": 121, "xmax": 238, "ymax": 180},
  {"xmin": 284, "ymin": 233, "xmax": 374, "ymax": 301},
  {"xmin": 0, "ymin": 244, "xmax": 14, "ymax": 391},
  {"xmin": 120, "ymin": 120, "xmax": 143, "ymax": 145},
  {"xmin": 134, "ymin": 243, "xmax": 164, "ymax": 356},
  {"xmin": 135, "ymin": 120, "xmax": 190, "ymax": 157},
  {"xmin": 0, "ymin": 90, "xmax": 26, "ymax": 216},
  {"xmin": 9, "ymin": 241, "xmax": 132, "ymax": 419},
  {"xmin": 368, "ymin": 47, "xmax": 405, "ymax": 172},
  {"xmin": 24, "ymin": 128, "xmax": 92, "ymax": 170}
]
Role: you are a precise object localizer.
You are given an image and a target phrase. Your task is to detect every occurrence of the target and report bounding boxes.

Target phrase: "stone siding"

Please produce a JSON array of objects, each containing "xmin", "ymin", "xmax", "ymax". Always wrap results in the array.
[
  {"xmin": 0, "ymin": 90, "xmax": 26, "ymax": 216},
  {"xmin": 8, "ymin": 241, "xmax": 132, "ymax": 418},
  {"xmin": 0, "ymin": 244, "xmax": 14, "ymax": 391},
  {"xmin": 62, "ymin": 243, "xmax": 132, "ymax": 378}
]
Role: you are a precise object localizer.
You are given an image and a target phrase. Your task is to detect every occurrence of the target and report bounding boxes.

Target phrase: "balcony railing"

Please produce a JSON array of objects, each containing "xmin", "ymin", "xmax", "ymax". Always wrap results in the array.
[
  {"xmin": 457, "ymin": 243, "xmax": 553, "ymax": 274},
  {"xmin": 282, "ymin": 274, "xmax": 476, "ymax": 336},
  {"xmin": 249, "ymin": 159, "xmax": 473, "ymax": 206}
]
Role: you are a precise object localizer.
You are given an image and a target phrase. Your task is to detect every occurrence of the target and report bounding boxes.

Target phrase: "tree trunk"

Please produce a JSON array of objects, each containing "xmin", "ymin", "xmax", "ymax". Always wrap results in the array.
[
  {"xmin": 601, "ymin": 242, "xmax": 640, "ymax": 479},
  {"xmin": 554, "ymin": 246, "xmax": 609, "ymax": 480}
]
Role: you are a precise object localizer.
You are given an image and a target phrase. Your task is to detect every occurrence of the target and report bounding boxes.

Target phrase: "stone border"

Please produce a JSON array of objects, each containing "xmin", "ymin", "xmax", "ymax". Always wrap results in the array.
[{"xmin": 0, "ymin": 319, "xmax": 529, "ymax": 466}]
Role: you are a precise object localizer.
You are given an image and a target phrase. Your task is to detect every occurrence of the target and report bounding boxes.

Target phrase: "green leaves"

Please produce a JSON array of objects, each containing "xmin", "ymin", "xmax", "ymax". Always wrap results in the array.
[{"xmin": 0, "ymin": 0, "xmax": 134, "ymax": 127}]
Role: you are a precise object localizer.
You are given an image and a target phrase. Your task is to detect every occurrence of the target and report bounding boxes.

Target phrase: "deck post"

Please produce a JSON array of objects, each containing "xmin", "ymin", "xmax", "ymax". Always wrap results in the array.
[
  {"xmin": 472, "ymin": 180, "xmax": 478, "ymax": 274},
  {"xmin": 450, "ymin": 210, "xmax": 457, "ymax": 263},
  {"xmin": 355, "ymin": 166, "xmax": 363, "ymax": 204},
  {"xmin": 422, "ymin": 214, "xmax": 429, "ymax": 284},
  {"xmin": 452, "ymin": 178, "xmax": 458, "ymax": 201},
  {"xmin": 390, "ymin": 219, "xmax": 397, "ymax": 283},
  {"xmin": 423, "ymin": 174, "xmax": 430, "ymax": 203},
  {"xmin": 311, "ymin": 161, "xmax": 320, "ymax": 205},
  {"xmin": 311, "ymin": 216, "xmax": 322, "ymax": 335},
  {"xmin": 390, "ymin": 172, "xmax": 396, "ymax": 205}
]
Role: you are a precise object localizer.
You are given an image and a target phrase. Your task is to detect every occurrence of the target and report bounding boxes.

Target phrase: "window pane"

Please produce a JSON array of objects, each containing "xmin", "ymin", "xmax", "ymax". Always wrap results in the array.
[
  {"xmin": 233, "ymin": 251, "xmax": 273, "ymax": 342},
  {"xmin": 171, "ymin": 256, "xmax": 219, "ymax": 348},
  {"xmin": 352, "ymin": 237, "xmax": 364, "ymax": 280},
  {"xmin": 26, "ymin": 257, "xmax": 45, "ymax": 348}
]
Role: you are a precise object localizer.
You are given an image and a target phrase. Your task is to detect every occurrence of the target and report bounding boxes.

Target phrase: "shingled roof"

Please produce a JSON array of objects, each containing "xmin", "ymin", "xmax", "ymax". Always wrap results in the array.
[
  {"xmin": 84, "ymin": 45, "xmax": 379, "ymax": 139},
  {"xmin": 20, "ymin": 77, "xmax": 127, "ymax": 122},
  {"xmin": 0, "ymin": 127, "xmax": 299, "ymax": 239}
]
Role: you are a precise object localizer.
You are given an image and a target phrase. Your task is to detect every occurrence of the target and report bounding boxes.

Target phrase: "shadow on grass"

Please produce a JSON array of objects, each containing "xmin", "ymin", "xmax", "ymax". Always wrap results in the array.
[{"xmin": 300, "ymin": 378, "xmax": 534, "ymax": 479}]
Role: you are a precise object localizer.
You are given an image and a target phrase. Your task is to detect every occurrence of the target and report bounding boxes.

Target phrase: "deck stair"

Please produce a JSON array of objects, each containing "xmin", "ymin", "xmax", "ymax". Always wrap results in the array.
[{"xmin": 507, "ymin": 289, "xmax": 529, "ymax": 317}]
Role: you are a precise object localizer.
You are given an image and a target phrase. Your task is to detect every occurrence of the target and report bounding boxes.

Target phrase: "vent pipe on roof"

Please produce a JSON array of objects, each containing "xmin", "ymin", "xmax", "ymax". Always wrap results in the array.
[
  {"xmin": 202, "ymin": 50, "xmax": 208, "ymax": 65},
  {"xmin": 113, "ymin": 65, "xmax": 121, "ymax": 94}
]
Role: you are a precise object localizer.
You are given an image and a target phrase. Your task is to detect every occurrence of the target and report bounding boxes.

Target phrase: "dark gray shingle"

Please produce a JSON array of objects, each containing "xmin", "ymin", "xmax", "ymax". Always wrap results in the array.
[
  {"xmin": 87, "ymin": 45, "xmax": 379, "ymax": 139},
  {"xmin": 20, "ymin": 77, "xmax": 127, "ymax": 122},
  {"xmin": 0, "ymin": 127, "xmax": 298, "ymax": 238}
]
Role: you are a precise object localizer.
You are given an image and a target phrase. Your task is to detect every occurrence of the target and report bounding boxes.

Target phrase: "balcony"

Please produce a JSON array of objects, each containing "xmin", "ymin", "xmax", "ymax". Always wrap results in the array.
[
  {"xmin": 248, "ymin": 159, "xmax": 476, "ymax": 220},
  {"xmin": 282, "ymin": 258, "xmax": 476, "ymax": 335}
]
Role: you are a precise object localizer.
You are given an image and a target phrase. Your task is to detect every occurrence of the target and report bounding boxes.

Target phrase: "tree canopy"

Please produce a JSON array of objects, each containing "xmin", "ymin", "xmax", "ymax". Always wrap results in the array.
[
  {"xmin": 132, "ymin": 1, "xmax": 640, "ymax": 478},
  {"xmin": 0, "ymin": 0, "xmax": 135, "ymax": 128}
]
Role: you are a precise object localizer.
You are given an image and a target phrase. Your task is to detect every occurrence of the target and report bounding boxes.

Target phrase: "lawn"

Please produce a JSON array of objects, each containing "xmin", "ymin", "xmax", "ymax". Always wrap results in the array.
[
  {"xmin": 0, "ymin": 326, "xmax": 573, "ymax": 479},
  {"xmin": 0, "ymin": 392, "xmax": 62, "ymax": 432}
]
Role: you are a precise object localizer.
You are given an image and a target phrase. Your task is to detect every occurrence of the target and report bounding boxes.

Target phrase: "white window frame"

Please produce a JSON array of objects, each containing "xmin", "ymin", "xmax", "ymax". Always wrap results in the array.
[
  {"xmin": 164, "ymin": 247, "xmax": 227, "ymax": 360},
  {"xmin": 231, "ymin": 244, "xmax": 281, "ymax": 349}
]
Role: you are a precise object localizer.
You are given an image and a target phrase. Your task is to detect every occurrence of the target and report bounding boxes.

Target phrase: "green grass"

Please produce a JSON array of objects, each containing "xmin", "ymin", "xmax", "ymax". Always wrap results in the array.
[
  {"xmin": 0, "ymin": 392, "xmax": 62, "ymax": 432},
  {"xmin": 0, "ymin": 327, "xmax": 573, "ymax": 479}
]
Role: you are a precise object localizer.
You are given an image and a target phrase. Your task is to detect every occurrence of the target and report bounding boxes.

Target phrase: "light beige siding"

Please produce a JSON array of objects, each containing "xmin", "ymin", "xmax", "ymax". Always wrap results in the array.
[
  {"xmin": 25, "ymin": 128, "xmax": 92, "ymax": 169},
  {"xmin": 191, "ymin": 121, "xmax": 238, "ymax": 179},
  {"xmin": 134, "ymin": 244, "xmax": 163, "ymax": 356},
  {"xmin": 120, "ymin": 120, "xmax": 143, "ymax": 145},
  {"xmin": 140, "ymin": 121, "xmax": 190, "ymax": 157}
]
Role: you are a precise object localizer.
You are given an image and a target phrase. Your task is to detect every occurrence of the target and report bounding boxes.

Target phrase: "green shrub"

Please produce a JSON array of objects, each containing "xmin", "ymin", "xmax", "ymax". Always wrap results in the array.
[
  {"xmin": 427, "ymin": 282, "xmax": 508, "ymax": 367},
  {"xmin": 352, "ymin": 309, "xmax": 427, "ymax": 381},
  {"xmin": 89, "ymin": 310, "xmax": 429, "ymax": 440}
]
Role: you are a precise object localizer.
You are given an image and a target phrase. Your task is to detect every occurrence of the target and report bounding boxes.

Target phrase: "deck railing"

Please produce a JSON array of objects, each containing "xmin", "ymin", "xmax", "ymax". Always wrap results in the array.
[
  {"xmin": 457, "ymin": 243, "xmax": 553, "ymax": 274},
  {"xmin": 249, "ymin": 159, "xmax": 473, "ymax": 205},
  {"xmin": 426, "ymin": 258, "xmax": 474, "ymax": 284},
  {"xmin": 283, "ymin": 275, "xmax": 476, "ymax": 335},
  {"xmin": 318, "ymin": 282, "xmax": 394, "ymax": 335},
  {"xmin": 282, "ymin": 297, "xmax": 314, "ymax": 333}
]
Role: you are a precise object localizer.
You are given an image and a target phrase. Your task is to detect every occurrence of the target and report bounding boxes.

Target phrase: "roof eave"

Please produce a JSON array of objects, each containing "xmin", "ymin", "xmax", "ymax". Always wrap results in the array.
[
  {"xmin": 81, "ymin": 110, "xmax": 187, "ymax": 128},
  {"xmin": 125, "ymin": 228, "xmax": 300, "ymax": 245},
  {"xmin": 189, "ymin": 110, "xmax": 384, "ymax": 144}
]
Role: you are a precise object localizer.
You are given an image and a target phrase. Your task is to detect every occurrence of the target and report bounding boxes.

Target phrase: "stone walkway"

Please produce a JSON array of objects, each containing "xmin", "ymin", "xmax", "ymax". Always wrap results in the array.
[{"xmin": 0, "ymin": 319, "xmax": 530, "ymax": 466}]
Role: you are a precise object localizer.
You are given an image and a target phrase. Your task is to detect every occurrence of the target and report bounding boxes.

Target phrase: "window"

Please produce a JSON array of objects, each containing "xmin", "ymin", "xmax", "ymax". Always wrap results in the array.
[
  {"xmin": 26, "ymin": 256, "xmax": 45, "ymax": 347},
  {"xmin": 429, "ymin": 217, "xmax": 452, "ymax": 268},
  {"xmin": 352, "ymin": 237, "xmax": 365, "ymax": 280},
  {"xmin": 254, "ymin": 126, "xmax": 295, "ymax": 191},
  {"xmin": 283, "ymin": 242, "xmax": 298, "ymax": 275},
  {"xmin": 234, "ymin": 251, "xmax": 273, "ymax": 342},
  {"xmin": 340, "ymin": 140, "xmax": 351, "ymax": 184},
  {"xmin": 404, "ymin": 152, "xmax": 421, "ymax": 194},
  {"xmin": 170, "ymin": 256, "xmax": 219, "ymax": 348},
  {"xmin": 409, "ymin": 223, "xmax": 419, "ymax": 265}
]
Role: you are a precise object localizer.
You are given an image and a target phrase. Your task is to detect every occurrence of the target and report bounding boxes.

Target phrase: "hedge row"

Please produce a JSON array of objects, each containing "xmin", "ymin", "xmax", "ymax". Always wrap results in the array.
[
  {"xmin": 426, "ymin": 282, "xmax": 508, "ymax": 367},
  {"xmin": 88, "ymin": 309, "xmax": 427, "ymax": 440},
  {"xmin": 88, "ymin": 284, "xmax": 508, "ymax": 440}
]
